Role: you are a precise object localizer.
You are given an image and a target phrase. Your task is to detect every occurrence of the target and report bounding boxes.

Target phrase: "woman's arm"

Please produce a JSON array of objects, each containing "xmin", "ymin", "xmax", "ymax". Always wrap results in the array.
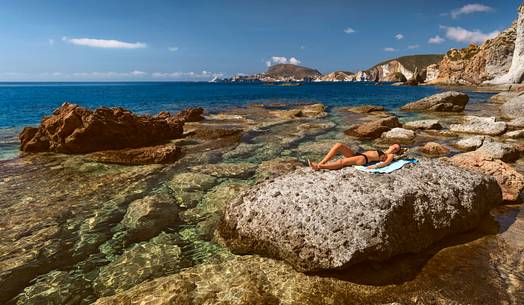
[{"xmin": 366, "ymin": 154, "xmax": 394, "ymax": 169}]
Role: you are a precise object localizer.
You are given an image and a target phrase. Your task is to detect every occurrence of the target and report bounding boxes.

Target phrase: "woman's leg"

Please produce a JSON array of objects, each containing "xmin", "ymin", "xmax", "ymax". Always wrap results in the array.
[
  {"xmin": 315, "ymin": 156, "xmax": 364, "ymax": 170},
  {"xmin": 319, "ymin": 143, "xmax": 354, "ymax": 165}
]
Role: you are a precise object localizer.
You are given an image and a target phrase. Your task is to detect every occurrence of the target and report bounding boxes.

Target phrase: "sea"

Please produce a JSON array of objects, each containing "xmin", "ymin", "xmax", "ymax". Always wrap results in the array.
[{"xmin": 0, "ymin": 81, "xmax": 494, "ymax": 160}]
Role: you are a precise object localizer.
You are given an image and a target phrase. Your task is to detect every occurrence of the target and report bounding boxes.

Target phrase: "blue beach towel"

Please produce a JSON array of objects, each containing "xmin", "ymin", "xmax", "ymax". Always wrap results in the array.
[{"xmin": 354, "ymin": 159, "xmax": 418, "ymax": 174}]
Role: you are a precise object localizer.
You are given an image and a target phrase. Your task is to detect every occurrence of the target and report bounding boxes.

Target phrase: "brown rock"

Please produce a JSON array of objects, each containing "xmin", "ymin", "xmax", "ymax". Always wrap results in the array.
[
  {"xmin": 346, "ymin": 105, "xmax": 385, "ymax": 113},
  {"xmin": 19, "ymin": 103, "xmax": 184, "ymax": 153},
  {"xmin": 344, "ymin": 116, "xmax": 401, "ymax": 139},
  {"xmin": 450, "ymin": 151, "xmax": 524, "ymax": 201},
  {"xmin": 419, "ymin": 142, "xmax": 450, "ymax": 156},
  {"xmin": 86, "ymin": 144, "xmax": 183, "ymax": 165},
  {"xmin": 173, "ymin": 107, "xmax": 204, "ymax": 122},
  {"xmin": 270, "ymin": 104, "xmax": 327, "ymax": 119}
]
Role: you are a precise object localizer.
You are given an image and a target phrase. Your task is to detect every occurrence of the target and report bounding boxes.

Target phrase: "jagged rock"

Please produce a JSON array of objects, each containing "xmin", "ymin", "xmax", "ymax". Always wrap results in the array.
[
  {"xmin": 419, "ymin": 142, "xmax": 450, "ymax": 156},
  {"xmin": 455, "ymin": 136, "xmax": 491, "ymax": 151},
  {"xmin": 219, "ymin": 159, "xmax": 502, "ymax": 272},
  {"xmin": 501, "ymin": 95, "xmax": 524, "ymax": 119},
  {"xmin": 173, "ymin": 107, "xmax": 204, "ymax": 122},
  {"xmin": 189, "ymin": 162, "xmax": 258, "ymax": 179},
  {"xmin": 475, "ymin": 142, "xmax": 520, "ymax": 162},
  {"xmin": 381, "ymin": 128, "xmax": 416, "ymax": 143},
  {"xmin": 403, "ymin": 119, "xmax": 442, "ymax": 130},
  {"xmin": 345, "ymin": 105, "xmax": 385, "ymax": 113},
  {"xmin": 449, "ymin": 116, "xmax": 507, "ymax": 136},
  {"xmin": 504, "ymin": 129, "xmax": 524, "ymax": 138},
  {"xmin": 345, "ymin": 116, "xmax": 401, "ymax": 139},
  {"xmin": 93, "ymin": 234, "xmax": 183, "ymax": 297},
  {"xmin": 86, "ymin": 144, "xmax": 183, "ymax": 165},
  {"xmin": 450, "ymin": 151, "xmax": 524, "ymax": 201},
  {"xmin": 19, "ymin": 103, "xmax": 184, "ymax": 153},
  {"xmin": 400, "ymin": 91, "xmax": 469, "ymax": 112},
  {"xmin": 121, "ymin": 194, "xmax": 180, "ymax": 242}
]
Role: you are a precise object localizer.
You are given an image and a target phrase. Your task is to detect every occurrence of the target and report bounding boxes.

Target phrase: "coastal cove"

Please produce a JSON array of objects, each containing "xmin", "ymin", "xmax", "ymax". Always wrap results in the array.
[
  {"xmin": 0, "ymin": 82, "xmax": 493, "ymax": 160},
  {"xmin": 2, "ymin": 80, "xmax": 524, "ymax": 304}
]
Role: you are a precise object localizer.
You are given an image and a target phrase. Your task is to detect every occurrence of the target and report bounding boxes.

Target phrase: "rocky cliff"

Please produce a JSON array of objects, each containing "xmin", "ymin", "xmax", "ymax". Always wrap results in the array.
[
  {"xmin": 431, "ymin": 4, "xmax": 521, "ymax": 85},
  {"xmin": 365, "ymin": 55, "xmax": 443, "ymax": 82},
  {"xmin": 318, "ymin": 71, "xmax": 355, "ymax": 81}
]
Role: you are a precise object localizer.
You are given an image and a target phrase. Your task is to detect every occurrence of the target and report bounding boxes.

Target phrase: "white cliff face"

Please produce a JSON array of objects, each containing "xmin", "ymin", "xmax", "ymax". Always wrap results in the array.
[
  {"xmin": 425, "ymin": 64, "xmax": 439, "ymax": 82},
  {"xmin": 487, "ymin": 4, "xmax": 524, "ymax": 84},
  {"xmin": 355, "ymin": 71, "xmax": 368, "ymax": 81}
]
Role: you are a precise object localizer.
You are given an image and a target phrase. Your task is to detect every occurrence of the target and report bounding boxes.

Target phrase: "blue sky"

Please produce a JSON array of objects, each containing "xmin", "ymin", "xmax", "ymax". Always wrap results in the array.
[{"xmin": 0, "ymin": 0, "xmax": 521, "ymax": 81}]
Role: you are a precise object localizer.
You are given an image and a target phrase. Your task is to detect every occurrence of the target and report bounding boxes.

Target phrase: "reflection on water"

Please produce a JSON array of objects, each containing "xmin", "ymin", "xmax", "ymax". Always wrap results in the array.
[{"xmin": 0, "ymin": 100, "xmax": 523, "ymax": 305}]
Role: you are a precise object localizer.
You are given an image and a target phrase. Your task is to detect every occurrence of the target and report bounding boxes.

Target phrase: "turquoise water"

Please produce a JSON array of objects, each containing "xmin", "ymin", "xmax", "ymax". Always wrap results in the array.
[{"xmin": 0, "ymin": 82, "xmax": 493, "ymax": 159}]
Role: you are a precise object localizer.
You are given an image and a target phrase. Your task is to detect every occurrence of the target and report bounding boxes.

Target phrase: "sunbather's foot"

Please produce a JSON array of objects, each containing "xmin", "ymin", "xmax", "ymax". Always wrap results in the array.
[{"xmin": 308, "ymin": 159, "xmax": 320, "ymax": 171}]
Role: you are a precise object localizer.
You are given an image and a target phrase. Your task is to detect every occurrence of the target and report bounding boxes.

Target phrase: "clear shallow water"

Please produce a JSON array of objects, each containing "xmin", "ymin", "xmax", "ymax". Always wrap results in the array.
[{"xmin": 0, "ymin": 82, "xmax": 493, "ymax": 160}]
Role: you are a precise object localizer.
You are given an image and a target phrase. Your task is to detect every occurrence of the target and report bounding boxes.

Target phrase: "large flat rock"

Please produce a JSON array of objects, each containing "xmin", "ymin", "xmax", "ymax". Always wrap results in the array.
[
  {"xmin": 400, "ymin": 91, "xmax": 469, "ymax": 112},
  {"xmin": 220, "ymin": 159, "xmax": 502, "ymax": 272}
]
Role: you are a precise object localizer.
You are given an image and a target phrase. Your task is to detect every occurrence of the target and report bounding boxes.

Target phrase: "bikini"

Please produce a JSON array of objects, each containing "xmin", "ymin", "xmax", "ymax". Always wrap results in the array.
[{"xmin": 356, "ymin": 150, "xmax": 385, "ymax": 164}]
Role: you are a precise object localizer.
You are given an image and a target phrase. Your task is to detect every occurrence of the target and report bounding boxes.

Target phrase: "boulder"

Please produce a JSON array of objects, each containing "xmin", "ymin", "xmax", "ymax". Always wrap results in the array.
[
  {"xmin": 19, "ymin": 103, "xmax": 184, "ymax": 153},
  {"xmin": 475, "ymin": 142, "xmax": 520, "ymax": 162},
  {"xmin": 508, "ymin": 117, "xmax": 524, "ymax": 129},
  {"xmin": 270, "ymin": 104, "xmax": 327, "ymax": 119},
  {"xmin": 400, "ymin": 91, "xmax": 469, "ymax": 112},
  {"xmin": 455, "ymin": 136, "xmax": 490, "ymax": 151},
  {"xmin": 419, "ymin": 142, "xmax": 450, "ymax": 156},
  {"xmin": 449, "ymin": 116, "xmax": 507, "ymax": 136},
  {"xmin": 219, "ymin": 159, "xmax": 502, "ymax": 272},
  {"xmin": 86, "ymin": 144, "xmax": 183, "ymax": 165},
  {"xmin": 380, "ymin": 127, "xmax": 416, "ymax": 143},
  {"xmin": 403, "ymin": 119, "xmax": 442, "ymax": 130},
  {"xmin": 503, "ymin": 129, "xmax": 524, "ymax": 139},
  {"xmin": 501, "ymin": 95, "xmax": 524, "ymax": 119},
  {"xmin": 172, "ymin": 107, "xmax": 204, "ymax": 122},
  {"xmin": 346, "ymin": 105, "xmax": 385, "ymax": 113},
  {"xmin": 450, "ymin": 152, "xmax": 524, "ymax": 201},
  {"xmin": 489, "ymin": 92, "xmax": 520, "ymax": 104},
  {"xmin": 344, "ymin": 116, "xmax": 401, "ymax": 139}
]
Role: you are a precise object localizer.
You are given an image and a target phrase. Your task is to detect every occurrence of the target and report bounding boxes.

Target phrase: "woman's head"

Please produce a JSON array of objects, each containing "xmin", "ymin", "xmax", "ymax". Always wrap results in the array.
[{"xmin": 388, "ymin": 143, "xmax": 402, "ymax": 154}]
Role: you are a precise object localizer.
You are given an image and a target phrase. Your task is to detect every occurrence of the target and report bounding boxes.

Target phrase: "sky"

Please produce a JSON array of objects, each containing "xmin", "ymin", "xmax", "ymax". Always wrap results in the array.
[{"xmin": 0, "ymin": 0, "xmax": 521, "ymax": 81}]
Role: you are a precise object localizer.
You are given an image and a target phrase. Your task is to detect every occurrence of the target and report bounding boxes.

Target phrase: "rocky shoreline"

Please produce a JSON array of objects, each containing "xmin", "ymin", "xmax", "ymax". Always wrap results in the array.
[{"xmin": 1, "ymin": 85, "xmax": 524, "ymax": 304}]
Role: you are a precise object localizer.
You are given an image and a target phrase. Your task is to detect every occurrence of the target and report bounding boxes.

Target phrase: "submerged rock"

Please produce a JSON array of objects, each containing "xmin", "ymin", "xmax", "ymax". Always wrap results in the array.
[
  {"xmin": 400, "ymin": 91, "xmax": 469, "ymax": 112},
  {"xmin": 346, "ymin": 105, "xmax": 385, "ymax": 113},
  {"xmin": 450, "ymin": 151, "xmax": 524, "ymax": 201},
  {"xmin": 94, "ymin": 235, "xmax": 183, "ymax": 297},
  {"xmin": 449, "ymin": 116, "xmax": 507, "ymax": 136},
  {"xmin": 219, "ymin": 159, "xmax": 502, "ymax": 272},
  {"xmin": 190, "ymin": 162, "xmax": 257, "ymax": 179},
  {"xmin": 86, "ymin": 144, "xmax": 183, "ymax": 165},
  {"xmin": 19, "ymin": 103, "xmax": 184, "ymax": 153},
  {"xmin": 270, "ymin": 104, "xmax": 327, "ymax": 119},
  {"xmin": 403, "ymin": 119, "xmax": 442, "ymax": 130},
  {"xmin": 345, "ymin": 116, "xmax": 401, "ymax": 139},
  {"xmin": 169, "ymin": 172, "xmax": 219, "ymax": 208}
]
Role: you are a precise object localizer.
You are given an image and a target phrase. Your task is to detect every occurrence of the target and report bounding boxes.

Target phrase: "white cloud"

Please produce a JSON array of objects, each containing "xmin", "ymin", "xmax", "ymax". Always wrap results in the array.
[
  {"xmin": 395, "ymin": 34, "xmax": 404, "ymax": 40},
  {"xmin": 407, "ymin": 44, "xmax": 420, "ymax": 49},
  {"xmin": 62, "ymin": 37, "xmax": 146, "ymax": 49},
  {"xmin": 344, "ymin": 27, "xmax": 355, "ymax": 34},
  {"xmin": 266, "ymin": 56, "xmax": 301, "ymax": 66},
  {"xmin": 428, "ymin": 35, "xmax": 445, "ymax": 44},
  {"xmin": 440, "ymin": 25, "xmax": 499, "ymax": 44},
  {"xmin": 384, "ymin": 47, "xmax": 396, "ymax": 52},
  {"xmin": 168, "ymin": 46, "xmax": 179, "ymax": 52},
  {"xmin": 72, "ymin": 70, "xmax": 147, "ymax": 77},
  {"xmin": 152, "ymin": 71, "xmax": 223, "ymax": 79},
  {"xmin": 450, "ymin": 4, "xmax": 494, "ymax": 19}
]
